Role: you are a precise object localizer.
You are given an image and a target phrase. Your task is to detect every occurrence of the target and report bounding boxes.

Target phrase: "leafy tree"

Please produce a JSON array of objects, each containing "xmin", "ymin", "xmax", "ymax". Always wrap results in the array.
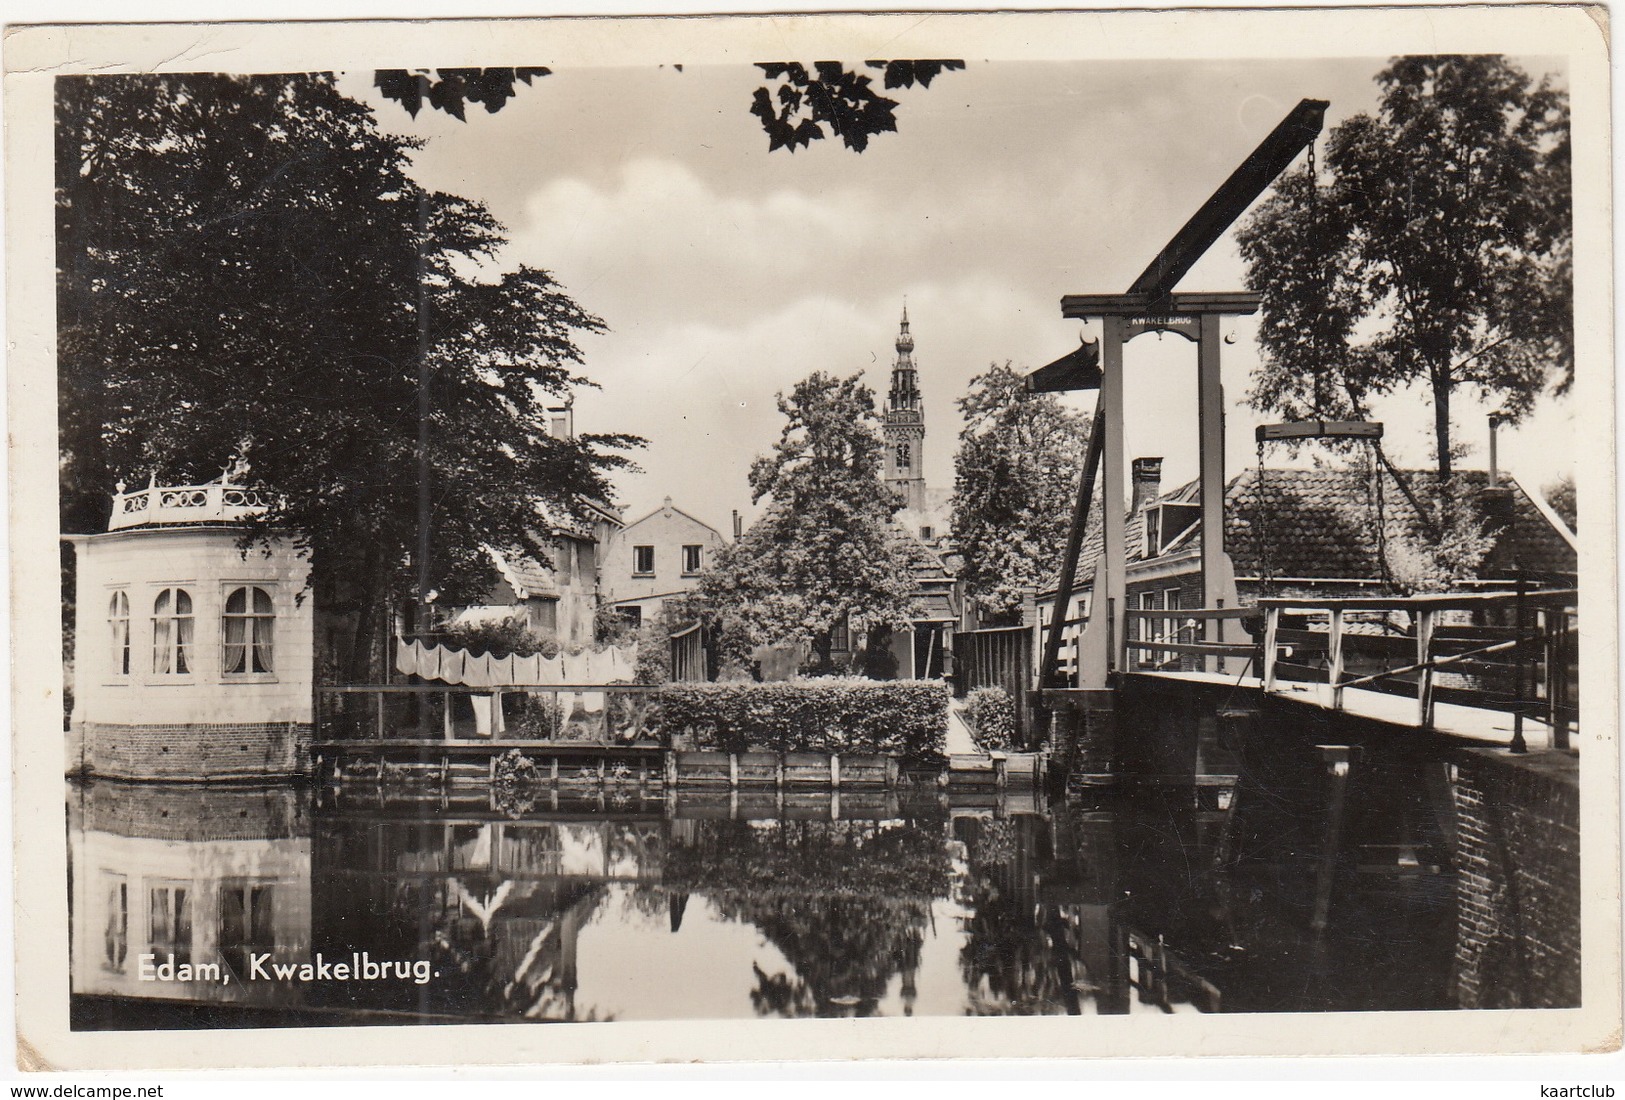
[
  {"xmin": 1543, "ymin": 472, "xmax": 1577, "ymax": 533},
  {"xmin": 373, "ymin": 68, "xmax": 552, "ymax": 120},
  {"xmin": 1236, "ymin": 55, "xmax": 1571, "ymax": 493},
  {"xmin": 700, "ymin": 371, "xmax": 919, "ymax": 671},
  {"xmin": 750, "ymin": 61, "xmax": 965, "ymax": 153},
  {"xmin": 950, "ymin": 362, "xmax": 1090, "ymax": 624},
  {"xmin": 368, "ymin": 60, "xmax": 965, "ymax": 155},
  {"xmin": 57, "ymin": 73, "xmax": 640, "ymax": 680}
]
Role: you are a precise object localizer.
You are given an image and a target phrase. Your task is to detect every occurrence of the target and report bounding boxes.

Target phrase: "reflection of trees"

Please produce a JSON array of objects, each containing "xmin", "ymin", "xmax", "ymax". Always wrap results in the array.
[
  {"xmin": 955, "ymin": 817, "xmax": 1075, "ymax": 1016},
  {"xmin": 713, "ymin": 894, "xmax": 928, "ymax": 1018},
  {"xmin": 665, "ymin": 818, "xmax": 951, "ymax": 899},
  {"xmin": 666, "ymin": 817, "xmax": 948, "ymax": 1018}
]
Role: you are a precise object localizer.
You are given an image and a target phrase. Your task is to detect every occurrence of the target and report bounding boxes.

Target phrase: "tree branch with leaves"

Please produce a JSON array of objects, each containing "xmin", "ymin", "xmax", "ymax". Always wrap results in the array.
[{"xmin": 1237, "ymin": 55, "xmax": 1571, "ymax": 496}]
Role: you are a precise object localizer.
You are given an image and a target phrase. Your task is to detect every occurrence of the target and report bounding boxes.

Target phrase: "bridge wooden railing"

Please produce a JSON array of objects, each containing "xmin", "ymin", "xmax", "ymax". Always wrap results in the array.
[
  {"xmin": 1123, "ymin": 607, "xmax": 1255, "ymax": 673},
  {"xmin": 1257, "ymin": 588, "xmax": 1577, "ymax": 745}
]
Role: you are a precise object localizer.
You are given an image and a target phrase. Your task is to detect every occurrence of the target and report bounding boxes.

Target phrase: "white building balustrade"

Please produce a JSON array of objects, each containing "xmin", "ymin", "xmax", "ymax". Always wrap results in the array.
[{"xmin": 108, "ymin": 474, "xmax": 275, "ymax": 530}]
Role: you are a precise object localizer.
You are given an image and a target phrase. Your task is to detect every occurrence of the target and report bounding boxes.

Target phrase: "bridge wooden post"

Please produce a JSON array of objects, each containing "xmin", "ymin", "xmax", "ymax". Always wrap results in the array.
[
  {"xmin": 1100, "ymin": 315, "xmax": 1128, "ymax": 683},
  {"xmin": 1416, "ymin": 609, "xmax": 1437, "ymax": 729},
  {"xmin": 1262, "ymin": 606, "xmax": 1281, "ymax": 691},
  {"xmin": 1197, "ymin": 312, "xmax": 1241, "ymax": 673},
  {"xmin": 1312, "ymin": 744, "xmax": 1359, "ymax": 933},
  {"xmin": 1328, "ymin": 609, "xmax": 1345, "ymax": 710}
]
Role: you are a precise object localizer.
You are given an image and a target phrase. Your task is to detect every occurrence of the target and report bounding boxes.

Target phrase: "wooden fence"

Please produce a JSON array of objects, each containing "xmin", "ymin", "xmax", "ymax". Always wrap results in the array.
[{"xmin": 954, "ymin": 624, "xmax": 1035, "ymax": 746}]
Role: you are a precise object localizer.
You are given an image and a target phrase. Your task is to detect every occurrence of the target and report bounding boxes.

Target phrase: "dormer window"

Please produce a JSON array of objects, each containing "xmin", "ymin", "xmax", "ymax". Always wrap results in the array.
[{"xmin": 1143, "ymin": 502, "xmax": 1200, "ymax": 558}]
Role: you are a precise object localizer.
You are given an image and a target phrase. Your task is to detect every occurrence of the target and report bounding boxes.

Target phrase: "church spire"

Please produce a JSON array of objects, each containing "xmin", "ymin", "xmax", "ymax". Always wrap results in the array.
[
  {"xmin": 888, "ymin": 305, "xmax": 920, "ymax": 413},
  {"xmin": 883, "ymin": 303, "xmax": 926, "ymax": 511}
]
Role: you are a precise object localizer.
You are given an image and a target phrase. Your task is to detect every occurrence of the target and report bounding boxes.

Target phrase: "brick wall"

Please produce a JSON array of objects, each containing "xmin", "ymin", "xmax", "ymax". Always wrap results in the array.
[
  {"xmin": 72, "ymin": 720, "xmax": 311, "ymax": 781},
  {"xmin": 1125, "ymin": 573, "xmax": 1211, "ymax": 672},
  {"xmin": 1451, "ymin": 748, "xmax": 1580, "ymax": 1008}
]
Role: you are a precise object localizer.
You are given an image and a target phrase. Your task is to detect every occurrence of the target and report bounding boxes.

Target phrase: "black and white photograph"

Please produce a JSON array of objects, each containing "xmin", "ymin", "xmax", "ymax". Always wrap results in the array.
[{"xmin": 6, "ymin": 5, "xmax": 1619, "ymax": 1072}]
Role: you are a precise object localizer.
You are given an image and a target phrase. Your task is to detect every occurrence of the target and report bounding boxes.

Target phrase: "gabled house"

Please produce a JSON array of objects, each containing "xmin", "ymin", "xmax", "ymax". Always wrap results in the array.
[
  {"xmin": 599, "ymin": 497, "xmax": 729, "ymax": 630},
  {"xmin": 453, "ymin": 400, "xmax": 625, "ymax": 645},
  {"xmin": 1039, "ymin": 457, "xmax": 1578, "ymax": 670}
]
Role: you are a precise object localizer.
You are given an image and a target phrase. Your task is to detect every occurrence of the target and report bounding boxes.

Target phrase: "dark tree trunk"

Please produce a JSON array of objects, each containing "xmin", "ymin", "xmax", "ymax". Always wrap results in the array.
[
  {"xmin": 345, "ymin": 549, "xmax": 387, "ymax": 685},
  {"xmin": 1432, "ymin": 365, "xmax": 1454, "ymax": 530}
]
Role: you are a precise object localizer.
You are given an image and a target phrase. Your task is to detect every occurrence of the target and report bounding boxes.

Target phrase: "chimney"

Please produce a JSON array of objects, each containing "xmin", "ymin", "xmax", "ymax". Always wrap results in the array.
[
  {"xmin": 1131, "ymin": 457, "xmax": 1163, "ymax": 514},
  {"xmin": 732, "ymin": 510, "xmax": 742, "ymax": 539}
]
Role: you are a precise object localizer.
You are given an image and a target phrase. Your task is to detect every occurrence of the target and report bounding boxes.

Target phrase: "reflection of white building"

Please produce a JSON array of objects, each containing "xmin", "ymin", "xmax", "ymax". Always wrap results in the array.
[
  {"xmin": 69, "ymin": 784, "xmax": 311, "ymax": 1007},
  {"xmin": 64, "ymin": 475, "xmax": 315, "ymax": 779}
]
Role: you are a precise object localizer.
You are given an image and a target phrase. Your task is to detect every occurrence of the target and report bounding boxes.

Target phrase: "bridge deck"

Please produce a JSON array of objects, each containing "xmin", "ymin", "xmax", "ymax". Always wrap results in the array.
[{"xmin": 1127, "ymin": 671, "xmax": 1569, "ymax": 750}]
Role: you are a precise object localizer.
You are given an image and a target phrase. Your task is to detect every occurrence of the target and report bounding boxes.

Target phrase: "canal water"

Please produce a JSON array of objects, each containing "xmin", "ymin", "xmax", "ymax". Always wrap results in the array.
[{"xmin": 68, "ymin": 779, "xmax": 1458, "ymax": 1028}]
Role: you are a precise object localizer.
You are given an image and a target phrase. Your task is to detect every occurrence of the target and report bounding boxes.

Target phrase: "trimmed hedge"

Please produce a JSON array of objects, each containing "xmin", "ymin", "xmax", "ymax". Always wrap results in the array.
[
  {"xmin": 659, "ymin": 677, "xmax": 949, "ymax": 759},
  {"xmin": 963, "ymin": 686, "xmax": 1016, "ymax": 751}
]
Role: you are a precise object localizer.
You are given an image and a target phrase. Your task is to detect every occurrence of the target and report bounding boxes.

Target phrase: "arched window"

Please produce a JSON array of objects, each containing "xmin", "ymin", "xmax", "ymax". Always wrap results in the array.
[
  {"xmin": 152, "ymin": 587, "xmax": 193, "ymax": 674},
  {"xmin": 222, "ymin": 586, "xmax": 275, "ymax": 675},
  {"xmin": 895, "ymin": 441, "xmax": 911, "ymax": 472},
  {"xmin": 108, "ymin": 591, "xmax": 130, "ymax": 676}
]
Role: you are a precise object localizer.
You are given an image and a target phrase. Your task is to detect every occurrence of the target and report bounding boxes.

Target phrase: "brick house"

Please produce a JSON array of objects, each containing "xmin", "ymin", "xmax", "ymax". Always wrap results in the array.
[
  {"xmin": 476, "ymin": 499, "xmax": 624, "ymax": 646},
  {"xmin": 1039, "ymin": 458, "xmax": 1578, "ymax": 671}
]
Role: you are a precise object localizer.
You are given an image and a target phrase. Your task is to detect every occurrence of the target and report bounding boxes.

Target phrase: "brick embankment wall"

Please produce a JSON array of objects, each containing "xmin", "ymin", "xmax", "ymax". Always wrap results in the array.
[
  {"xmin": 1451, "ymin": 748, "xmax": 1580, "ymax": 1009},
  {"xmin": 1048, "ymin": 708, "xmax": 1117, "ymax": 788},
  {"xmin": 70, "ymin": 720, "xmax": 311, "ymax": 781}
]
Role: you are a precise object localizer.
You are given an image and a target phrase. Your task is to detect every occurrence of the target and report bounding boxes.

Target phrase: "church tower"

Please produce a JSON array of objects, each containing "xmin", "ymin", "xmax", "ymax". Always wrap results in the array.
[{"xmin": 883, "ymin": 305, "xmax": 928, "ymax": 512}]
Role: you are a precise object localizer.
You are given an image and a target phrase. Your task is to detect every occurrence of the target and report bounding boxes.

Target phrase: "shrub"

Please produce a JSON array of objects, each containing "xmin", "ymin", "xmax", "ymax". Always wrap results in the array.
[
  {"xmin": 505, "ymin": 692, "xmax": 563, "ymax": 738},
  {"xmin": 658, "ymin": 677, "xmax": 949, "ymax": 760},
  {"xmin": 963, "ymin": 686, "xmax": 1016, "ymax": 751},
  {"xmin": 440, "ymin": 617, "xmax": 560, "ymax": 659}
]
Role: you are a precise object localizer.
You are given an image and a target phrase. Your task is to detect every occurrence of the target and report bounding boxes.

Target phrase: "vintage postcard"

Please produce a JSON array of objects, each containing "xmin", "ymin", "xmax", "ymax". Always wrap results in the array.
[{"xmin": 6, "ymin": 5, "xmax": 1619, "ymax": 1073}]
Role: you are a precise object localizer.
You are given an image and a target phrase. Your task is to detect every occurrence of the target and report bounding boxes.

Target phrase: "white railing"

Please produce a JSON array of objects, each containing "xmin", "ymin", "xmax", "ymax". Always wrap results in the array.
[{"xmin": 108, "ymin": 476, "xmax": 274, "ymax": 530}]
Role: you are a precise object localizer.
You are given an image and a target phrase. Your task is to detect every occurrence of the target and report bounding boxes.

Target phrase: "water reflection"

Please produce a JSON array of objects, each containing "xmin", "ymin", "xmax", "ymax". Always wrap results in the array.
[
  {"xmin": 69, "ymin": 781, "xmax": 1457, "ymax": 1028},
  {"xmin": 68, "ymin": 783, "xmax": 311, "ymax": 1012}
]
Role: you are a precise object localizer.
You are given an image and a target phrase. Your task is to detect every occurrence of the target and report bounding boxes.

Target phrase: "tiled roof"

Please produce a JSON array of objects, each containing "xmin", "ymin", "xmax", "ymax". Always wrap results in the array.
[
  {"xmin": 910, "ymin": 591, "xmax": 959, "ymax": 621},
  {"xmin": 1053, "ymin": 466, "xmax": 1575, "ymax": 593},
  {"xmin": 486, "ymin": 546, "xmax": 559, "ymax": 600},
  {"xmin": 1226, "ymin": 468, "xmax": 1576, "ymax": 581}
]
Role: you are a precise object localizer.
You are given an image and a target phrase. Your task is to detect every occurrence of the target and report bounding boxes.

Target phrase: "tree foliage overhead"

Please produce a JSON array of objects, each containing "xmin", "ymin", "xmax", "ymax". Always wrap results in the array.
[
  {"xmin": 369, "ymin": 59, "xmax": 962, "ymax": 154},
  {"xmin": 951, "ymin": 363, "xmax": 1091, "ymax": 624},
  {"xmin": 373, "ymin": 67, "xmax": 552, "ymax": 120},
  {"xmin": 57, "ymin": 73, "xmax": 640, "ymax": 676},
  {"xmin": 700, "ymin": 371, "xmax": 919, "ymax": 668},
  {"xmin": 1236, "ymin": 55, "xmax": 1571, "ymax": 484},
  {"xmin": 750, "ymin": 60, "xmax": 965, "ymax": 153}
]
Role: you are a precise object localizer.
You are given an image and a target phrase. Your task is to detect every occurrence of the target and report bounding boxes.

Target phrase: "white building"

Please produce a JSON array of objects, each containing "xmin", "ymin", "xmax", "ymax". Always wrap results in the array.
[
  {"xmin": 599, "ymin": 497, "xmax": 728, "ymax": 629},
  {"xmin": 65, "ymin": 475, "xmax": 314, "ymax": 779}
]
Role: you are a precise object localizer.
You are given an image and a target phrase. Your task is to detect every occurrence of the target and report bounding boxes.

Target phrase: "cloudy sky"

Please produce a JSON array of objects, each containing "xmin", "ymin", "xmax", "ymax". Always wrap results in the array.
[{"xmin": 340, "ymin": 55, "xmax": 1574, "ymax": 535}]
